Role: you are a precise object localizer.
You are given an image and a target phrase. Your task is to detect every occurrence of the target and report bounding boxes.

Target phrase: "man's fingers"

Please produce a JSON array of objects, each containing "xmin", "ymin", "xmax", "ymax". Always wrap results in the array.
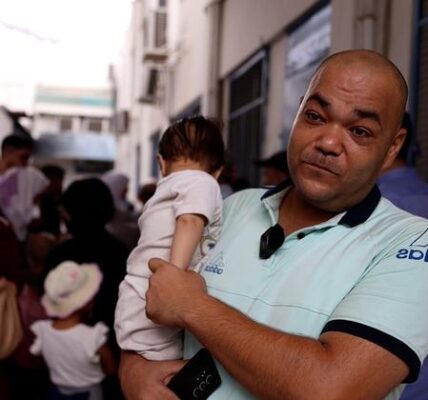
[
  {"xmin": 161, "ymin": 360, "xmax": 187, "ymax": 384},
  {"xmin": 148, "ymin": 257, "xmax": 167, "ymax": 273}
]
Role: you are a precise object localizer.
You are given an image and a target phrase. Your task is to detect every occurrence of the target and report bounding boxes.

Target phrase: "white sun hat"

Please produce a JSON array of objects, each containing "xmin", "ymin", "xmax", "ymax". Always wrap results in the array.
[{"xmin": 42, "ymin": 261, "xmax": 103, "ymax": 319}]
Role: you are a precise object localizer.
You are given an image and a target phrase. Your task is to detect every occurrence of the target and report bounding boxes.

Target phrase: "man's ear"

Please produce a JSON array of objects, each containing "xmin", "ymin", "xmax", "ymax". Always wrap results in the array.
[
  {"xmin": 381, "ymin": 128, "xmax": 407, "ymax": 171},
  {"xmin": 157, "ymin": 154, "xmax": 167, "ymax": 177}
]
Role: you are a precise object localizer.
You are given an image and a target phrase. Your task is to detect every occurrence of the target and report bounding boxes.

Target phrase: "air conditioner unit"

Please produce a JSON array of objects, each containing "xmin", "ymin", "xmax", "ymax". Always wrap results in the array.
[
  {"xmin": 143, "ymin": 8, "xmax": 168, "ymax": 63},
  {"xmin": 138, "ymin": 68, "xmax": 159, "ymax": 104}
]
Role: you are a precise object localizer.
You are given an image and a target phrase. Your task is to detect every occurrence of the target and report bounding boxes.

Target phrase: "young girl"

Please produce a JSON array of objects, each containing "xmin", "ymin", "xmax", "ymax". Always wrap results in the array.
[
  {"xmin": 115, "ymin": 116, "xmax": 225, "ymax": 361},
  {"xmin": 30, "ymin": 261, "xmax": 117, "ymax": 400}
]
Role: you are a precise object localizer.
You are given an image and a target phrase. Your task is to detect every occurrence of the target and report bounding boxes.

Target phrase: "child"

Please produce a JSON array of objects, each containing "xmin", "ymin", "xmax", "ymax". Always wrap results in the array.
[
  {"xmin": 115, "ymin": 116, "xmax": 225, "ymax": 361},
  {"xmin": 30, "ymin": 261, "xmax": 117, "ymax": 400}
]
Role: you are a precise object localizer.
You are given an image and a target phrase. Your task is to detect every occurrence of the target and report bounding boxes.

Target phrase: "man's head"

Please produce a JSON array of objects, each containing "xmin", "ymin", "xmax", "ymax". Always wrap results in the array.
[
  {"xmin": 41, "ymin": 164, "xmax": 65, "ymax": 198},
  {"xmin": 158, "ymin": 116, "xmax": 225, "ymax": 176},
  {"xmin": 254, "ymin": 150, "xmax": 289, "ymax": 186},
  {"xmin": 287, "ymin": 49, "xmax": 408, "ymax": 212},
  {"xmin": 0, "ymin": 134, "xmax": 34, "ymax": 172},
  {"xmin": 61, "ymin": 178, "xmax": 115, "ymax": 234}
]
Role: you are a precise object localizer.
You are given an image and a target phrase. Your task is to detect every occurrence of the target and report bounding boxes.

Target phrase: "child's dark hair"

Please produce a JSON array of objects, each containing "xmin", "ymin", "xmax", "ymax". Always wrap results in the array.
[{"xmin": 158, "ymin": 116, "xmax": 225, "ymax": 173}]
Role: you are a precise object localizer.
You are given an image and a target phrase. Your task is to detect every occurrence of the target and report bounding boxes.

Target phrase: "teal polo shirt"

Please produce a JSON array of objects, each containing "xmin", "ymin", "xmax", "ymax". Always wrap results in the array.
[{"xmin": 184, "ymin": 182, "xmax": 428, "ymax": 400}]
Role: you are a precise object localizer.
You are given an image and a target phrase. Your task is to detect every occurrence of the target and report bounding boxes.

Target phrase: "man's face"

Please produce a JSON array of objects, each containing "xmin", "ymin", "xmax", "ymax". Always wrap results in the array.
[
  {"xmin": 287, "ymin": 61, "xmax": 405, "ymax": 211},
  {"xmin": 4, "ymin": 147, "xmax": 32, "ymax": 168}
]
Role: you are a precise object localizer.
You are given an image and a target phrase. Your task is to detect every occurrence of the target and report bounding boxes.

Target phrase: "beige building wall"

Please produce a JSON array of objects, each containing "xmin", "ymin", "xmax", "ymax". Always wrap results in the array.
[
  {"xmin": 169, "ymin": 0, "xmax": 211, "ymax": 116},
  {"xmin": 219, "ymin": 0, "xmax": 317, "ymax": 77},
  {"xmin": 388, "ymin": 0, "xmax": 414, "ymax": 86},
  {"xmin": 264, "ymin": 36, "xmax": 287, "ymax": 157},
  {"xmin": 115, "ymin": 0, "xmax": 416, "ymax": 191}
]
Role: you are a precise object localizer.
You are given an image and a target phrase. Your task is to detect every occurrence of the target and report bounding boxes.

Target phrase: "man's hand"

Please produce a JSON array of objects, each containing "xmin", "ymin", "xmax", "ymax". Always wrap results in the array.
[
  {"xmin": 146, "ymin": 258, "xmax": 208, "ymax": 327},
  {"xmin": 119, "ymin": 351, "xmax": 185, "ymax": 400}
]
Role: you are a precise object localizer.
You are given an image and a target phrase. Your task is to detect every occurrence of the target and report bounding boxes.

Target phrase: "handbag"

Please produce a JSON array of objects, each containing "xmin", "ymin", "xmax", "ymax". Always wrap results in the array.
[{"xmin": 0, "ymin": 278, "xmax": 23, "ymax": 359}]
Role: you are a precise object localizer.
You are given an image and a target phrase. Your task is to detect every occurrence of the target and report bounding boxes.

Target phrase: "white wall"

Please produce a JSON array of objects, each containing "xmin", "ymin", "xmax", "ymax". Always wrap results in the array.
[
  {"xmin": 0, "ymin": 109, "xmax": 13, "ymax": 142},
  {"xmin": 114, "ymin": 0, "xmax": 416, "ymax": 191},
  {"xmin": 169, "ymin": 0, "xmax": 211, "ymax": 116},
  {"xmin": 219, "ymin": 0, "xmax": 318, "ymax": 78}
]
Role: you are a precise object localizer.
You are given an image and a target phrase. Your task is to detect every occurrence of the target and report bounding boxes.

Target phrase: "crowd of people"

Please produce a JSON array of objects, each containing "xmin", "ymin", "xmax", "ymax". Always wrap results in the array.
[{"xmin": 1, "ymin": 49, "xmax": 428, "ymax": 400}]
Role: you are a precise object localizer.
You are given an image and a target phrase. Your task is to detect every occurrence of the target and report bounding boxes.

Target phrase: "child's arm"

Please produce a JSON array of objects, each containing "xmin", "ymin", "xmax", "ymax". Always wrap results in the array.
[
  {"xmin": 98, "ymin": 343, "xmax": 118, "ymax": 376},
  {"xmin": 170, "ymin": 213, "xmax": 206, "ymax": 269}
]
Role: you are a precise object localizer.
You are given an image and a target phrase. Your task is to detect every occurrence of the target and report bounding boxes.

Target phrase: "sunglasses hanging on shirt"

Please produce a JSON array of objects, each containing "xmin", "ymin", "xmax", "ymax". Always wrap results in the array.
[{"xmin": 259, "ymin": 224, "xmax": 285, "ymax": 259}]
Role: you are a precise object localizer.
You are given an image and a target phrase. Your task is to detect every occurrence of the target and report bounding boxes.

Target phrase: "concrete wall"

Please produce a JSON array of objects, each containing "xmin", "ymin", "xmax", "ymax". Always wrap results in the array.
[
  {"xmin": 0, "ymin": 108, "xmax": 13, "ymax": 143},
  {"xmin": 219, "ymin": 0, "xmax": 317, "ymax": 77},
  {"xmin": 114, "ymin": 0, "xmax": 417, "ymax": 192},
  {"xmin": 169, "ymin": 0, "xmax": 211, "ymax": 116}
]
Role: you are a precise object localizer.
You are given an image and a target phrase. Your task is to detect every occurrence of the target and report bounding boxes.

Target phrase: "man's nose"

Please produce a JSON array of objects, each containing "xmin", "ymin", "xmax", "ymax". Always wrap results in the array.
[{"xmin": 314, "ymin": 125, "xmax": 343, "ymax": 156}]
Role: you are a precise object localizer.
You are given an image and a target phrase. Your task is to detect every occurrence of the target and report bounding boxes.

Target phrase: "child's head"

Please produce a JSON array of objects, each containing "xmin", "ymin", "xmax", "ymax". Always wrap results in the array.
[
  {"xmin": 41, "ymin": 261, "xmax": 102, "ymax": 320},
  {"xmin": 158, "ymin": 116, "xmax": 225, "ymax": 176}
]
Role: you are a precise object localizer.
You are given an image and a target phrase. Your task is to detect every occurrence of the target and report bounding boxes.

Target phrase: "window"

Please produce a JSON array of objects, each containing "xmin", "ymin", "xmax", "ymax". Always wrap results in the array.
[
  {"xmin": 59, "ymin": 117, "xmax": 72, "ymax": 132},
  {"xmin": 88, "ymin": 119, "xmax": 103, "ymax": 132},
  {"xmin": 413, "ymin": 0, "xmax": 428, "ymax": 179},
  {"xmin": 150, "ymin": 131, "xmax": 161, "ymax": 178},
  {"xmin": 283, "ymin": 3, "xmax": 331, "ymax": 145},
  {"xmin": 228, "ymin": 51, "xmax": 267, "ymax": 186}
]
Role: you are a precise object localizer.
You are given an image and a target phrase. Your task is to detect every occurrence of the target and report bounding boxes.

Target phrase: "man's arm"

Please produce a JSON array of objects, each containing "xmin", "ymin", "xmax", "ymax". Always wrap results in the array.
[
  {"xmin": 146, "ymin": 258, "xmax": 409, "ymax": 400},
  {"xmin": 170, "ymin": 213, "xmax": 206, "ymax": 269}
]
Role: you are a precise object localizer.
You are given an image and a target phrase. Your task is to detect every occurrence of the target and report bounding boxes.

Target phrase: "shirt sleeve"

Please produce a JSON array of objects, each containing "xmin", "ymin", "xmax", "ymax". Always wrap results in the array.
[
  {"xmin": 322, "ymin": 227, "xmax": 428, "ymax": 382},
  {"xmin": 172, "ymin": 173, "xmax": 221, "ymax": 224},
  {"xmin": 29, "ymin": 320, "xmax": 45, "ymax": 355},
  {"xmin": 84, "ymin": 322, "xmax": 109, "ymax": 363}
]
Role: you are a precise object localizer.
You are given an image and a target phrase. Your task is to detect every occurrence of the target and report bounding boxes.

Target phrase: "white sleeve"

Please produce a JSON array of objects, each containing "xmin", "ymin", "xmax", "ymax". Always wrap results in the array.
[
  {"xmin": 84, "ymin": 322, "xmax": 109, "ymax": 363},
  {"xmin": 29, "ymin": 320, "xmax": 45, "ymax": 355},
  {"xmin": 172, "ymin": 174, "xmax": 221, "ymax": 224}
]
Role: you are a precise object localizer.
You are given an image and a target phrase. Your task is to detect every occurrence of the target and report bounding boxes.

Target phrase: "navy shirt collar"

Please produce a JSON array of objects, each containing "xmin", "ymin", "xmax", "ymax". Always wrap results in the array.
[{"xmin": 261, "ymin": 180, "xmax": 381, "ymax": 228}]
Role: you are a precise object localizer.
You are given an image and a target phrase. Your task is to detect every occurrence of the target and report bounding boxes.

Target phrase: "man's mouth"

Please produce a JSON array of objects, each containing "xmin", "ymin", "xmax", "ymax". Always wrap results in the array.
[{"xmin": 301, "ymin": 155, "xmax": 341, "ymax": 175}]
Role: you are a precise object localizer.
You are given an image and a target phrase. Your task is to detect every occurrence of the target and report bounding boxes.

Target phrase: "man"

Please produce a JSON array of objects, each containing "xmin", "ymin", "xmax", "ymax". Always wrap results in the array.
[
  {"xmin": 254, "ymin": 150, "xmax": 289, "ymax": 186},
  {"xmin": 120, "ymin": 50, "xmax": 428, "ymax": 399},
  {"xmin": 377, "ymin": 115, "xmax": 428, "ymax": 399},
  {"xmin": 378, "ymin": 112, "xmax": 428, "ymax": 219},
  {"xmin": 0, "ymin": 134, "xmax": 33, "ymax": 174}
]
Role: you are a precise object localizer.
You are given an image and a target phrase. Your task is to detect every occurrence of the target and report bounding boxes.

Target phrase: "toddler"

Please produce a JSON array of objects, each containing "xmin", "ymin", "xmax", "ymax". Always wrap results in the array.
[
  {"xmin": 31, "ymin": 261, "xmax": 116, "ymax": 400},
  {"xmin": 115, "ymin": 116, "xmax": 225, "ymax": 360}
]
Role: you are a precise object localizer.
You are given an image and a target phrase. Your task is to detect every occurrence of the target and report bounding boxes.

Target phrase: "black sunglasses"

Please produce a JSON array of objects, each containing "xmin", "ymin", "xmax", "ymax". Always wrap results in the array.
[{"xmin": 259, "ymin": 224, "xmax": 285, "ymax": 259}]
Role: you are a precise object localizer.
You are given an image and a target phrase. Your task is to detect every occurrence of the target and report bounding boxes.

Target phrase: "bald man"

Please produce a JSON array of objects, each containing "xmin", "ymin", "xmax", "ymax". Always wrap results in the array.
[{"xmin": 119, "ymin": 50, "xmax": 428, "ymax": 400}]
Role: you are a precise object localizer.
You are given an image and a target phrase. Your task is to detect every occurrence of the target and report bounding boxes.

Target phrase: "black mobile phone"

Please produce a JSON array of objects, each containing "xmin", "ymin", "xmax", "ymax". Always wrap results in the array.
[{"xmin": 167, "ymin": 348, "xmax": 222, "ymax": 399}]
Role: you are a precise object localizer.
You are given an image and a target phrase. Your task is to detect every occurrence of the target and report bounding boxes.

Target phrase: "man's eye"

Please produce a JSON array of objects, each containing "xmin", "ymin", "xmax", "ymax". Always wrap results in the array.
[
  {"xmin": 351, "ymin": 127, "xmax": 371, "ymax": 137},
  {"xmin": 305, "ymin": 111, "xmax": 322, "ymax": 122}
]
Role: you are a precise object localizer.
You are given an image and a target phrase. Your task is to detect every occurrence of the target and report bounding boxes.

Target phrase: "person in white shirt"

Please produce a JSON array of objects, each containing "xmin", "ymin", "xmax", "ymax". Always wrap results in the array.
[
  {"xmin": 31, "ymin": 261, "xmax": 117, "ymax": 400},
  {"xmin": 115, "ymin": 116, "xmax": 225, "ymax": 361}
]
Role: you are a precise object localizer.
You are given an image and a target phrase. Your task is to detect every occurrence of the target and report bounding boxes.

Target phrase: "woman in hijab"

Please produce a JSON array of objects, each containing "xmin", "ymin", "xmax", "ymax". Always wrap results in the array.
[{"xmin": 0, "ymin": 166, "xmax": 49, "ymax": 242}]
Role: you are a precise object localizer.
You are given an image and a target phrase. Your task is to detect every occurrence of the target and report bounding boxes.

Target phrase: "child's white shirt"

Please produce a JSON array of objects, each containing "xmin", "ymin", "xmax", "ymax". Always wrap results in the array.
[
  {"xmin": 115, "ymin": 170, "xmax": 223, "ymax": 360},
  {"xmin": 30, "ymin": 320, "xmax": 108, "ymax": 388}
]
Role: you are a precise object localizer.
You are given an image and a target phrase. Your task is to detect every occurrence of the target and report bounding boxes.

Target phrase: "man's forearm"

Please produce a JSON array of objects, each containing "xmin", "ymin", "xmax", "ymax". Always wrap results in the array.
[
  {"xmin": 182, "ymin": 295, "xmax": 405, "ymax": 400},
  {"xmin": 146, "ymin": 259, "xmax": 407, "ymax": 399},
  {"xmin": 182, "ymin": 295, "xmax": 331, "ymax": 399}
]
